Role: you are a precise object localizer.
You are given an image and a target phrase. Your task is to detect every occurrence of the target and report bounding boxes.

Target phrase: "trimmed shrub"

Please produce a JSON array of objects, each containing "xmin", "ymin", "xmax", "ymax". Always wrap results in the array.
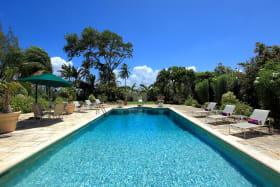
[
  {"xmin": 195, "ymin": 80, "xmax": 209, "ymax": 104},
  {"xmin": 211, "ymin": 74, "xmax": 236, "ymax": 103}
]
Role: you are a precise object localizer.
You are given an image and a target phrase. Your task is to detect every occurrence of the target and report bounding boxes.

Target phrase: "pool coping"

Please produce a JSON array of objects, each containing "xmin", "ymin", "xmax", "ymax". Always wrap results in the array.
[
  {"xmin": 0, "ymin": 108, "xmax": 112, "ymax": 176},
  {"xmin": 168, "ymin": 107, "xmax": 280, "ymax": 174}
]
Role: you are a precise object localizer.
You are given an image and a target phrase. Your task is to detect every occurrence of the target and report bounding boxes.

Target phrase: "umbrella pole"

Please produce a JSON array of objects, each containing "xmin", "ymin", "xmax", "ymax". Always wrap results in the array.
[{"xmin": 35, "ymin": 84, "xmax": 38, "ymax": 103}]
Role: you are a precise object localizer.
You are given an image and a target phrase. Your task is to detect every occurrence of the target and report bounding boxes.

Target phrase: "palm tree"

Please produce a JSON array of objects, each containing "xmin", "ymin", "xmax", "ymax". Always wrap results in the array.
[
  {"xmin": 119, "ymin": 63, "xmax": 130, "ymax": 89},
  {"xmin": 59, "ymin": 63, "xmax": 72, "ymax": 81}
]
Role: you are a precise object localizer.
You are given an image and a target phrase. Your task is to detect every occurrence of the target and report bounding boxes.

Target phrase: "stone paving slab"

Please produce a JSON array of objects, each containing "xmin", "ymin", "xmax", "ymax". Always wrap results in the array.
[{"xmin": 0, "ymin": 104, "xmax": 280, "ymax": 175}]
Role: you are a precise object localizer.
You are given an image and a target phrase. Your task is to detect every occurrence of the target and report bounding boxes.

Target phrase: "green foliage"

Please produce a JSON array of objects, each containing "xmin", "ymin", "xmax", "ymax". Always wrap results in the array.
[
  {"xmin": 0, "ymin": 24, "xmax": 20, "ymax": 79},
  {"xmin": 37, "ymin": 97, "xmax": 49, "ymax": 109},
  {"xmin": 220, "ymin": 91, "xmax": 253, "ymax": 116},
  {"xmin": 64, "ymin": 27, "xmax": 133, "ymax": 85},
  {"xmin": 184, "ymin": 96, "xmax": 200, "ymax": 107},
  {"xmin": 211, "ymin": 74, "xmax": 236, "ymax": 103},
  {"xmin": 97, "ymin": 94, "xmax": 108, "ymax": 102},
  {"xmin": 10, "ymin": 94, "xmax": 34, "ymax": 113},
  {"xmin": 221, "ymin": 91, "xmax": 239, "ymax": 105},
  {"xmin": 255, "ymin": 61, "xmax": 280, "ymax": 125},
  {"xmin": 195, "ymin": 80, "xmax": 209, "ymax": 104},
  {"xmin": 59, "ymin": 87, "xmax": 76, "ymax": 102},
  {"xmin": 89, "ymin": 94, "xmax": 96, "ymax": 103},
  {"xmin": 54, "ymin": 97, "xmax": 66, "ymax": 105},
  {"xmin": 155, "ymin": 66, "xmax": 196, "ymax": 103},
  {"xmin": 20, "ymin": 46, "xmax": 52, "ymax": 77}
]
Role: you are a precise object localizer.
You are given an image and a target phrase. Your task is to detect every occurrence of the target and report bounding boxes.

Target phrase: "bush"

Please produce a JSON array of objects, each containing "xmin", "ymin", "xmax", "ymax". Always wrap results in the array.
[
  {"xmin": 173, "ymin": 94, "xmax": 185, "ymax": 104},
  {"xmin": 58, "ymin": 87, "xmax": 76, "ymax": 102},
  {"xmin": 220, "ymin": 92, "xmax": 253, "ymax": 116},
  {"xmin": 211, "ymin": 74, "xmax": 236, "ymax": 103},
  {"xmin": 10, "ymin": 94, "xmax": 34, "ymax": 113},
  {"xmin": 89, "ymin": 94, "xmax": 96, "ymax": 103},
  {"xmin": 220, "ymin": 102, "xmax": 253, "ymax": 116},
  {"xmin": 195, "ymin": 80, "xmax": 209, "ymax": 104},
  {"xmin": 221, "ymin": 91, "xmax": 239, "ymax": 105},
  {"xmin": 54, "ymin": 97, "xmax": 66, "ymax": 105},
  {"xmin": 184, "ymin": 96, "xmax": 200, "ymax": 107},
  {"xmin": 37, "ymin": 97, "xmax": 49, "ymax": 109}
]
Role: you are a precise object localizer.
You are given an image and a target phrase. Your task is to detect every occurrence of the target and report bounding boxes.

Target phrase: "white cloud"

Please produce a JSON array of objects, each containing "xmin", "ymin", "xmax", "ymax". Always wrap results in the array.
[
  {"xmin": 115, "ymin": 65, "xmax": 159, "ymax": 87},
  {"xmin": 186, "ymin": 66, "xmax": 197, "ymax": 72},
  {"xmin": 51, "ymin": 57, "xmax": 72, "ymax": 75}
]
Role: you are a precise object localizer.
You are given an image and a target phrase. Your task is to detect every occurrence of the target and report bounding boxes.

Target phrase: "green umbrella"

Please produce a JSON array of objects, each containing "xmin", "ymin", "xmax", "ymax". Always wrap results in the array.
[{"xmin": 18, "ymin": 73, "xmax": 74, "ymax": 103}]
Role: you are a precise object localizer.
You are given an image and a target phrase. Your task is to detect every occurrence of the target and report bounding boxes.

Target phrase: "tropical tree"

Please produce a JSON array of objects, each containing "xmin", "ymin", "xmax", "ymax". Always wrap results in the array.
[
  {"xmin": 119, "ymin": 63, "xmax": 130, "ymax": 88},
  {"xmin": 20, "ymin": 46, "xmax": 52, "ymax": 77},
  {"xmin": 64, "ymin": 27, "xmax": 133, "ymax": 85},
  {"xmin": 59, "ymin": 63, "xmax": 72, "ymax": 81},
  {"xmin": 0, "ymin": 24, "xmax": 20, "ymax": 79}
]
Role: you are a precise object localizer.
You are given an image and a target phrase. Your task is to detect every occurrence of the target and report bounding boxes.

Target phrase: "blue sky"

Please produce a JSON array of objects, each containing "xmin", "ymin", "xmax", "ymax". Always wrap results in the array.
[{"xmin": 1, "ymin": 0, "xmax": 280, "ymax": 86}]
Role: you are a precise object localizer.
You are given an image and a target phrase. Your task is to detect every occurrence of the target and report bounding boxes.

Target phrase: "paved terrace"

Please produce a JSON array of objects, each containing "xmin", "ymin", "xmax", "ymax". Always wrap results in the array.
[{"xmin": 0, "ymin": 104, "xmax": 280, "ymax": 174}]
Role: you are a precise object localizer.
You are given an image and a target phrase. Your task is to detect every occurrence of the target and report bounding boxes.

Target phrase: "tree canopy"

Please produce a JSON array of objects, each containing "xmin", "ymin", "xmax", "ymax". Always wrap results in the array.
[{"xmin": 64, "ymin": 27, "xmax": 133, "ymax": 84}]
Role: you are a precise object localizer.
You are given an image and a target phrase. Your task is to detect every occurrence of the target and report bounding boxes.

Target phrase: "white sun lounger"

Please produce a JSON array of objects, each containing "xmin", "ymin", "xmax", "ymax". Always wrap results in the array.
[
  {"xmin": 85, "ymin": 100, "xmax": 100, "ymax": 114},
  {"xmin": 73, "ymin": 101, "xmax": 87, "ymax": 112},
  {"xmin": 229, "ymin": 109, "xmax": 271, "ymax": 138},
  {"xmin": 192, "ymin": 102, "xmax": 217, "ymax": 116},
  {"xmin": 207, "ymin": 105, "xmax": 236, "ymax": 123},
  {"xmin": 95, "ymin": 99, "xmax": 106, "ymax": 113}
]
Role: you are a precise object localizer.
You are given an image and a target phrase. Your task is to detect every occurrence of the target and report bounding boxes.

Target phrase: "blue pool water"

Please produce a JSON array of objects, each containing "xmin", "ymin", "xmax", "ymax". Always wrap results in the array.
[{"xmin": 1, "ymin": 108, "xmax": 277, "ymax": 186}]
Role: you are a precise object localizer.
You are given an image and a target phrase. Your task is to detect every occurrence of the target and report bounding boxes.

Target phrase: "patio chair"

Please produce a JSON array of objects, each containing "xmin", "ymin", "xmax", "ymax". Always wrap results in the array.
[
  {"xmin": 207, "ymin": 105, "xmax": 236, "ymax": 123},
  {"xmin": 229, "ymin": 109, "xmax": 271, "ymax": 138},
  {"xmin": 85, "ymin": 100, "xmax": 100, "ymax": 114},
  {"xmin": 51, "ymin": 103, "xmax": 65, "ymax": 119},
  {"xmin": 192, "ymin": 102, "xmax": 217, "ymax": 116},
  {"xmin": 73, "ymin": 101, "xmax": 87, "ymax": 112},
  {"xmin": 32, "ymin": 104, "xmax": 45, "ymax": 120}
]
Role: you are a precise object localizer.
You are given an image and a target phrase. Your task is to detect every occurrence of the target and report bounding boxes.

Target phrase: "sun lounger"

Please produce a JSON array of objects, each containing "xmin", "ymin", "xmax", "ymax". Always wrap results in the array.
[
  {"xmin": 95, "ymin": 99, "xmax": 107, "ymax": 107},
  {"xmin": 207, "ymin": 105, "xmax": 236, "ymax": 123},
  {"xmin": 85, "ymin": 100, "xmax": 100, "ymax": 114},
  {"xmin": 95, "ymin": 99, "xmax": 106, "ymax": 113},
  {"xmin": 229, "ymin": 109, "xmax": 271, "ymax": 138},
  {"xmin": 73, "ymin": 101, "xmax": 87, "ymax": 112},
  {"xmin": 192, "ymin": 102, "xmax": 217, "ymax": 116}
]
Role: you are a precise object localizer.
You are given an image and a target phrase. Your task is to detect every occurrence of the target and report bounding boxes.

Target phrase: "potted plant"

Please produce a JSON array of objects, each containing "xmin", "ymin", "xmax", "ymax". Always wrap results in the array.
[
  {"xmin": 0, "ymin": 80, "xmax": 21, "ymax": 132},
  {"xmin": 157, "ymin": 96, "xmax": 165, "ymax": 107},
  {"xmin": 117, "ymin": 100, "xmax": 123, "ymax": 108},
  {"xmin": 64, "ymin": 87, "xmax": 76, "ymax": 114}
]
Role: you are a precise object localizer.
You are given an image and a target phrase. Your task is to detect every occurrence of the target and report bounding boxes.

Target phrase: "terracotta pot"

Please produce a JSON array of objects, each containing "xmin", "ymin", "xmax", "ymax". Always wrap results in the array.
[
  {"xmin": 124, "ymin": 100, "xmax": 128, "ymax": 105},
  {"xmin": 0, "ymin": 111, "xmax": 21, "ymax": 132},
  {"xmin": 66, "ymin": 103, "xmax": 75, "ymax": 114}
]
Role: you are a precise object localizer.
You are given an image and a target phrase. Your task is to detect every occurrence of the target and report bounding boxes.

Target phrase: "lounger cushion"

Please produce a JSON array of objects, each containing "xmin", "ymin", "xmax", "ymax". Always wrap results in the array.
[
  {"xmin": 221, "ymin": 112, "xmax": 229, "ymax": 116},
  {"xmin": 248, "ymin": 118, "xmax": 259, "ymax": 125}
]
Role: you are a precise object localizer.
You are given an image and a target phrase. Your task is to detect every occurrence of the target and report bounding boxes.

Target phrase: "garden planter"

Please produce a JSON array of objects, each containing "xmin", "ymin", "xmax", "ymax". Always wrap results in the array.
[
  {"xmin": 124, "ymin": 100, "xmax": 128, "ymax": 105},
  {"xmin": 66, "ymin": 103, "xmax": 75, "ymax": 114},
  {"xmin": 0, "ymin": 111, "xmax": 21, "ymax": 132},
  {"xmin": 118, "ymin": 103, "xmax": 123, "ymax": 108}
]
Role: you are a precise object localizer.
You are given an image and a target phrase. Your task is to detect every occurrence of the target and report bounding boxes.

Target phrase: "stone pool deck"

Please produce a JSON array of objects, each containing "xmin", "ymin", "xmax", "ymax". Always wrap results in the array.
[{"xmin": 0, "ymin": 104, "xmax": 280, "ymax": 174}]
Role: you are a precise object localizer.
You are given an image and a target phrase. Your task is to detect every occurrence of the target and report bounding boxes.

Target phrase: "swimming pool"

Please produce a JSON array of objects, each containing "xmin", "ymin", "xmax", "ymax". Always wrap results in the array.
[{"xmin": 0, "ymin": 107, "xmax": 279, "ymax": 186}]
